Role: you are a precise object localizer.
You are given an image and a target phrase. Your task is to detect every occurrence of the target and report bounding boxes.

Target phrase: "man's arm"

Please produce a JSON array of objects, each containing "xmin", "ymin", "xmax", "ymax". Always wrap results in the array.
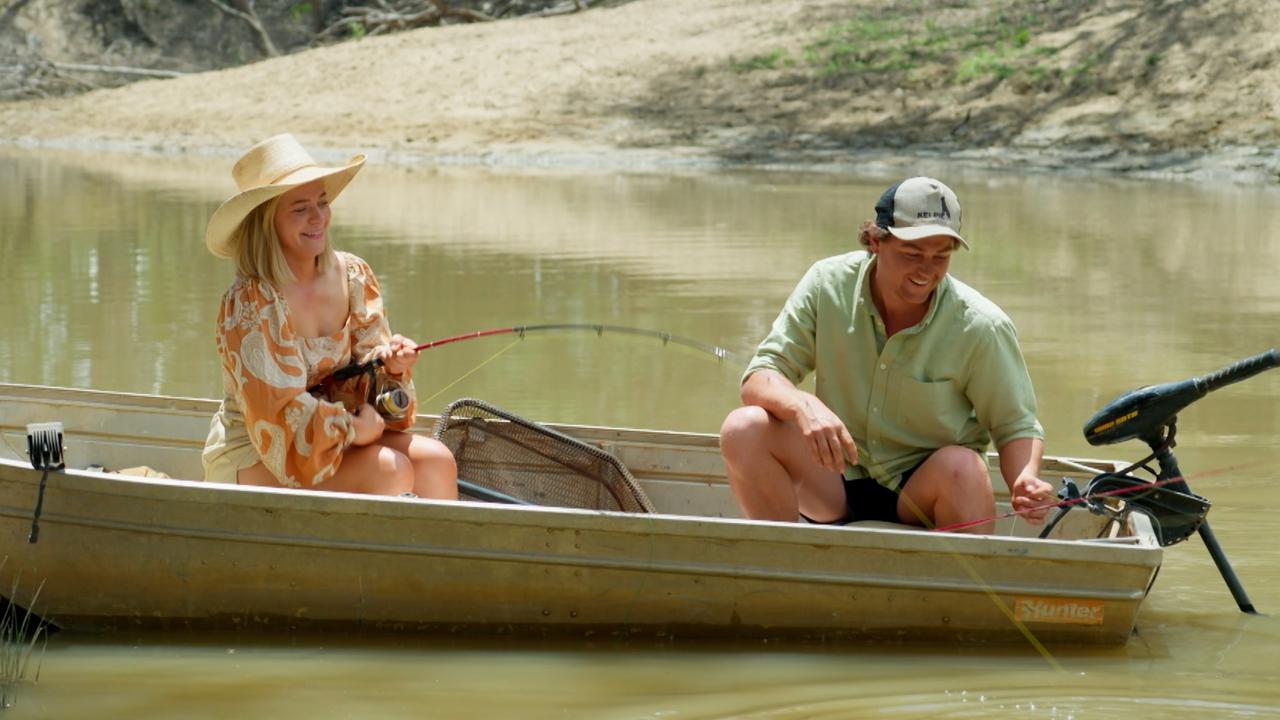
[
  {"xmin": 997, "ymin": 436, "xmax": 1054, "ymax": 523},
  {"xmin": 742, "ymin": 369, "xmax": 857, "ymax": 473}
]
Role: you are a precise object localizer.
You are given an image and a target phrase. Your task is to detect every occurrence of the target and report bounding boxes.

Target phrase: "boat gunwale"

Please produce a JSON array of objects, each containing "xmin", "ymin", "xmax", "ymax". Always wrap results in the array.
[{"xmin": 0, "ymin": 456, "xmax": 1163, "ymax": 571}]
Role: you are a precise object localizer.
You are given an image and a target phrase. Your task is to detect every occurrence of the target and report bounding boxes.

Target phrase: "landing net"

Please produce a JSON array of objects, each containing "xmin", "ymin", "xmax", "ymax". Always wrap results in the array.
[{"xmin": 432, "ymin": 398, "xmax": 655, "ymax": 513}]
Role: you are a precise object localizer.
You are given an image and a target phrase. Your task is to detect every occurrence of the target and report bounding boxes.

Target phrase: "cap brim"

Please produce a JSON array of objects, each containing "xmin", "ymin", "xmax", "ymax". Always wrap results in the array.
[
  {"xmin": 205, "ymin": 155, "xmax": 366, "ymax": 258},
  {"xmin": 886, "ymin": 224, "xmax": 969, "ymax": 249}
]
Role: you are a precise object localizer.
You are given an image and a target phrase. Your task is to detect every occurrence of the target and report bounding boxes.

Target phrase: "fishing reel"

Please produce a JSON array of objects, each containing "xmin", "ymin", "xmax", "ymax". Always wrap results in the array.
[
  {"xmin": 371, "ymin": 383, "xmax": 411, "ymax": 422},
  {"xmin": 308, "ymin": 362, "xmax": 412, "ymax": 422},
  {"xmin": 355, "ymin": 363, "xmax": 411, "ymax": 422}
]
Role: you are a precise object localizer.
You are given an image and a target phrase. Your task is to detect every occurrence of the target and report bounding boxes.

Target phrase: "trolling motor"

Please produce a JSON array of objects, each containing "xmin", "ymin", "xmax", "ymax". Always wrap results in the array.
[{"xmin": 1076, "ymin": 349, "xmax": 1280, "ymax": 614}]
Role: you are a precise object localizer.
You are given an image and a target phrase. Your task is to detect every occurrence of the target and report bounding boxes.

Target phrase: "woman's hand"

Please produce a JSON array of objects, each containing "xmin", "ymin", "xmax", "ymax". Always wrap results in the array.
[
  {"xmin": 381, "ymin": 334, "xmax": 419, "ymax": 377},
  {"xmin": 351, "ymin": 403, "xmax": 386, "ymax": 446}
]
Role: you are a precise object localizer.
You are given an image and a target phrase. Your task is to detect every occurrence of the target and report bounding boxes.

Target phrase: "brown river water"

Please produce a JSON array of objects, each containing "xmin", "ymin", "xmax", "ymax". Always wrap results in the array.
[{"xmin": 1, "ymin": 147, "xmax": 1279, "ymax": 718}]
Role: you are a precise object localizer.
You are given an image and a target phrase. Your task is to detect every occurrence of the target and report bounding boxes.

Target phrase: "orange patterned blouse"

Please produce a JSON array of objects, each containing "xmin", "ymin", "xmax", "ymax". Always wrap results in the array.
[{"xmin": 201, "ymin": 251, "xmax": 415, "ymax": 487}]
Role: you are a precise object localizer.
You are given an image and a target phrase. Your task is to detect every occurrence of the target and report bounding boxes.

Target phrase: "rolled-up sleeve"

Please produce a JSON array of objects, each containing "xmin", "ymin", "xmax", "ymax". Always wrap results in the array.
[
  {"xmin": 964, "ymin": 318, "xmax": 1044, "ymax": 448},
  {"xmin": 743, "ymin": 263, "xmax": 822, "ymax": 386}
]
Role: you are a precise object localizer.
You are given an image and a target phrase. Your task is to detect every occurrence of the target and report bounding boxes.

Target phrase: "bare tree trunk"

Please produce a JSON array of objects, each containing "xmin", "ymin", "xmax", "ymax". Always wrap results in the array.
[
  {"xmin": 0, "ymin": 0, "xmax": 36, "ymax": 30},
  {"xmin": 47, "ymin": 61, "xmax": 186, "ymax": 78},
  {"xmin": 426, "ymin": 0, "xmax": 495, "ymax": 23},
  {"xmin": 317, "ymin": 1, "xmax": 495, "ymax": 41},
  {"xmin": 207, "ymin": 0, "xmax": 280, "ymax": 57}
]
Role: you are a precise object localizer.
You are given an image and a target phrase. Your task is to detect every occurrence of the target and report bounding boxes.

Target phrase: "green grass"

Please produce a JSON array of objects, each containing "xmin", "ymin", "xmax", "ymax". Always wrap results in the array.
[
  {"xmin": 734, "ymin": 1, "xmax": 1088, "ymax": 85},
  {"xmin": 732, "ymin": 48, "xmax": 792, "ymax": 72},
  {"xmin": 1, "ymin": 559, "xmax": 48, "ymax": 710},
  {"xmin": 290, "ymin": 2, "xmax": 314, "ymax": 22}
]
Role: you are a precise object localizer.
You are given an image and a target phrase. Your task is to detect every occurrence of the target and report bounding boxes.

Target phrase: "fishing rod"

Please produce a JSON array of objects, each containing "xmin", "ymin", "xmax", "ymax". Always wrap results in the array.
[{"xmin": 309, "ymin": 323, "xmax": 740, "ymax": 391}]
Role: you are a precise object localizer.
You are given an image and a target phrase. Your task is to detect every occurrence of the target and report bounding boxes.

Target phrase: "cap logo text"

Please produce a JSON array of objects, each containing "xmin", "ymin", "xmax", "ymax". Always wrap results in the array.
[{"xmin": 916, "ymin": 197, "xmax": 951, "ymax": 220}]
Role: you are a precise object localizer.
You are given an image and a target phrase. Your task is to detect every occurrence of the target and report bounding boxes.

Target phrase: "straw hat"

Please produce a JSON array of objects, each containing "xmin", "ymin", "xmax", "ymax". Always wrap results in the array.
[{"xmin": 204, "ymin": 133, "xmax": 366, "ymax": 258}]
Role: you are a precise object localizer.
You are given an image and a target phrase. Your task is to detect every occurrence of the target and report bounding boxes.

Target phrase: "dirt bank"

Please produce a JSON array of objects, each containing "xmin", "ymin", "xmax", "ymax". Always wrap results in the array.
[{"xmin": 1, "ymin": 0, "xmax": 1277, "ymax": 182}]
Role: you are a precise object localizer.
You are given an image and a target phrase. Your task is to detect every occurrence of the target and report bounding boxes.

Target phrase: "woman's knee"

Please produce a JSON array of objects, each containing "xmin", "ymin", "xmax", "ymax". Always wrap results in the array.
[
  {"xmin": 410, "ymin": 436, "xmax": 456, "ymax": 468},
  {"xmin": 405, "ymin": 437, "xmax": 458, "ymax": 500},
  {"xmin": 376, "ymin": 447, "xmax": 416, "ymax": 490}
]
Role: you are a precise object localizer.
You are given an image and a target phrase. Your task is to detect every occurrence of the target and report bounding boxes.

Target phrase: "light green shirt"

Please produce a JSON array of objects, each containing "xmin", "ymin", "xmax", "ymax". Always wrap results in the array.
[{"xmin": 744, "ymin": 251, "xmax": 1043, "ymax": 489}]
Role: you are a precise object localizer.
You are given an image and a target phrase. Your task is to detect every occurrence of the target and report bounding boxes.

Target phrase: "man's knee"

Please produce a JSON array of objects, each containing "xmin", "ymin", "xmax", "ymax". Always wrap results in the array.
[
  {"xmin": 719, "ymin": 406, "xmax": 771, "ymax": 459},
  {"xmin": 930, "ymin": 446, "xmax": 992, "ymax": 497}
]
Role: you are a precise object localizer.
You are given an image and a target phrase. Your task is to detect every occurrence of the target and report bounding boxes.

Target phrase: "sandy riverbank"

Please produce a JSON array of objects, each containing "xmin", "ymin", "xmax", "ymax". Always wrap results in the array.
[{"xmin": 1, "ymin": 0, "xmax": 1277, "ymax": 183}]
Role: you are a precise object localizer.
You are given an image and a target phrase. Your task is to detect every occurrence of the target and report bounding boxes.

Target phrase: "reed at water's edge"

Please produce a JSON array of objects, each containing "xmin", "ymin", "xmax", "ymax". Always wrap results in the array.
[{"xmin": 1, "ymin": 557, "xmax": 48, "ymax": 709}]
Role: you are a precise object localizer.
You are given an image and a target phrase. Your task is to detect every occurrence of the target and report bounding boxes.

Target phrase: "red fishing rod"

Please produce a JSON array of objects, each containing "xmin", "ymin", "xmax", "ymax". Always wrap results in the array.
[{"xmin": 310, "ymin": 323, "xmax": 739, "ymax": 390}]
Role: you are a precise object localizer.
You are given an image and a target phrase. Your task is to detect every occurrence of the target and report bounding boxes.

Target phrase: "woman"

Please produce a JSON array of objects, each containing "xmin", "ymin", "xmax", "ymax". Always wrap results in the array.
[{"xmin": 201, "ymin": 133, "xmax": 457, "ymax": 499}]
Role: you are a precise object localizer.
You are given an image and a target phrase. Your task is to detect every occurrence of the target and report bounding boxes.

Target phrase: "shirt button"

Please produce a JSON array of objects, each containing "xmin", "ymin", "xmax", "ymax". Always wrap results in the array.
[
  {"xmin": 873, "ymin": 407, "xmax": 879, "ymax": 413},
  {"xmin": 879, "ymin": 363, "xmax": 886, "ymax": 370}
]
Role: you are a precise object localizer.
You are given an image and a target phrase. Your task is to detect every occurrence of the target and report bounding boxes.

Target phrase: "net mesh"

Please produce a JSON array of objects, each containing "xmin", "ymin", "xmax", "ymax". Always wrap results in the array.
[{"xmin": 432, "ymin": 398, "xmax": 655, "ymax": 513}]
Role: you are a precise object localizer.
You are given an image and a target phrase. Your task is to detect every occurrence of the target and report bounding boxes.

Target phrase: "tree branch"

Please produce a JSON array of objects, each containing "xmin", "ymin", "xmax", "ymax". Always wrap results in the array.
[
  {"xmin": 207, "ymin": 0, "xmax": 280, "ymax": 57},
  {"xmin": 48, "ymin": 61, "xmax": 186, "ymax": 78}
]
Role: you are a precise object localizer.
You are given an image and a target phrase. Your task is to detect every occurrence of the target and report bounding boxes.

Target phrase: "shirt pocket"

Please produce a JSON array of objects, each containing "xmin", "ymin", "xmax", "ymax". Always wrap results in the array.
[{"xmin": 893, "ymin": 377, "xmax": 971, "ymax": 447}]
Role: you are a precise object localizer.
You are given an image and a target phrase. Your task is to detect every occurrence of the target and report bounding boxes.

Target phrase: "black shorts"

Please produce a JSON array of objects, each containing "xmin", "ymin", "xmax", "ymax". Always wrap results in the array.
[{"xmin": 802, "ymin": 462, "xmax": 922, "ymax": 525}]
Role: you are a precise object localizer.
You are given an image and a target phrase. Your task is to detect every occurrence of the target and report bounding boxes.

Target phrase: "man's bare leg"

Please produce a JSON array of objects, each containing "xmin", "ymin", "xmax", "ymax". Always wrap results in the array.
[
  {"xmin": 719, "ymin": 406, "xmax": 847, "ymax": 522},
  {"xmin": 896, "ymin": 445, "xmax": 994, "ymax": 533}
]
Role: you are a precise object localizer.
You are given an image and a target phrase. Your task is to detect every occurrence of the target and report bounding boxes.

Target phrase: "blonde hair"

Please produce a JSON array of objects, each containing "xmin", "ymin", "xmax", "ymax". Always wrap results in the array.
[{"xmin": 231, "ymin": 195, "xmax": 332, "ymax": 287}]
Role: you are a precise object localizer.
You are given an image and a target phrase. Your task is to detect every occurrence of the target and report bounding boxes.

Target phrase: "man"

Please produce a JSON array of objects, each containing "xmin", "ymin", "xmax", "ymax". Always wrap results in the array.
[{"xmin": 719, "ymin": 177, "xmax": 1054, "ymax": 533}]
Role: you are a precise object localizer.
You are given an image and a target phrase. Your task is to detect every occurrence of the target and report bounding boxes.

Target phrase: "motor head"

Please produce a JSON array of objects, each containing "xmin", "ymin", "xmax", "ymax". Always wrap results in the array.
[
  {"xmin": 1083, "ymin": 350, "xmax": 1280, "ymax": 447},
  {"xmin": 1082, "ymin": 378, "xmax": 1205, "ymax": 446}
]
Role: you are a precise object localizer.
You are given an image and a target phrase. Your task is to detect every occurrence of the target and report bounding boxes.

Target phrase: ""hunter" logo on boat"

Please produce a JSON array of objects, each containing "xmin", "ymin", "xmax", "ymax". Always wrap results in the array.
[{"xmin": 1014, "ymin": 598, "xmax": 1105, "ymax": 625}]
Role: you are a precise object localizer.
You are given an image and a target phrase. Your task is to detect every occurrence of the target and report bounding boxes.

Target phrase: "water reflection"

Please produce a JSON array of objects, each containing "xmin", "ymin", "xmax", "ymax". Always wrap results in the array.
[
  {"xmin": 13, "ymin": 629, "xmax": 1280, "ymax": 718},
  {"xmin": 3, "ymin": 147, "xmax": 1280, "ymax": 718}
]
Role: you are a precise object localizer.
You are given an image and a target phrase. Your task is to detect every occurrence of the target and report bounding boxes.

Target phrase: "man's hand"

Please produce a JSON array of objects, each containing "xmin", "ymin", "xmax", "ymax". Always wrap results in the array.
[
  {"xmin": 381, "ymin": 334, "xmax": 419, "ymax": 377},
  {"xmin": 1010, "ymin": 473, "xmax": 1055, "ymax": 524},
  {"xmin": 792, "ymin": 393, "xmax": 858, "ymax": 473}
]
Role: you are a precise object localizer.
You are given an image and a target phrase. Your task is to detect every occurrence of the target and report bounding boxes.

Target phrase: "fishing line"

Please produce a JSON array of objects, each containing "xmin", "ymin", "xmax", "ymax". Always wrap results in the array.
[
  {"xmin": 894, "ymin": 460, "xmax": 1258, "ymax": 666},
  {"xmin": 894, "ymin": 491, "xmax": 1065, "ymax": 673},
  {"xmin": 419, "ymin": 337, "xmax": 524, "ymax": 406},
  {"xmin": 931, "ymin": 461, "xmax": 1257, "ymax": 534}
]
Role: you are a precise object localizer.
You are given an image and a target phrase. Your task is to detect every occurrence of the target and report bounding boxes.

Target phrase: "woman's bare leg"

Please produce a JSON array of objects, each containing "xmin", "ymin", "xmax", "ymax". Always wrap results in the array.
[
  {"xmin": 236, "ymin": 443, "xmax": 416, "ymax": 496},
  {"xmin": 374, "ymin": 431, "xmax": 458, "ymax": 500}
]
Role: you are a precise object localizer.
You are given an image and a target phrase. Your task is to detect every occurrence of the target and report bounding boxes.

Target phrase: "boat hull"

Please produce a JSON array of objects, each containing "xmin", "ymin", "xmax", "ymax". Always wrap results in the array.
[{"xmin": 0, "ymin": 384, "xmax": 1161, "ymax": 643}]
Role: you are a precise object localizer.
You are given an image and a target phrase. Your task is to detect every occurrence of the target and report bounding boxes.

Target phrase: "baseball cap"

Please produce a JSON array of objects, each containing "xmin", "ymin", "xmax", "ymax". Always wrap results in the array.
[{"xmin": 874, "ymin": 176, "xmax": 968, "ymax": 249}]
